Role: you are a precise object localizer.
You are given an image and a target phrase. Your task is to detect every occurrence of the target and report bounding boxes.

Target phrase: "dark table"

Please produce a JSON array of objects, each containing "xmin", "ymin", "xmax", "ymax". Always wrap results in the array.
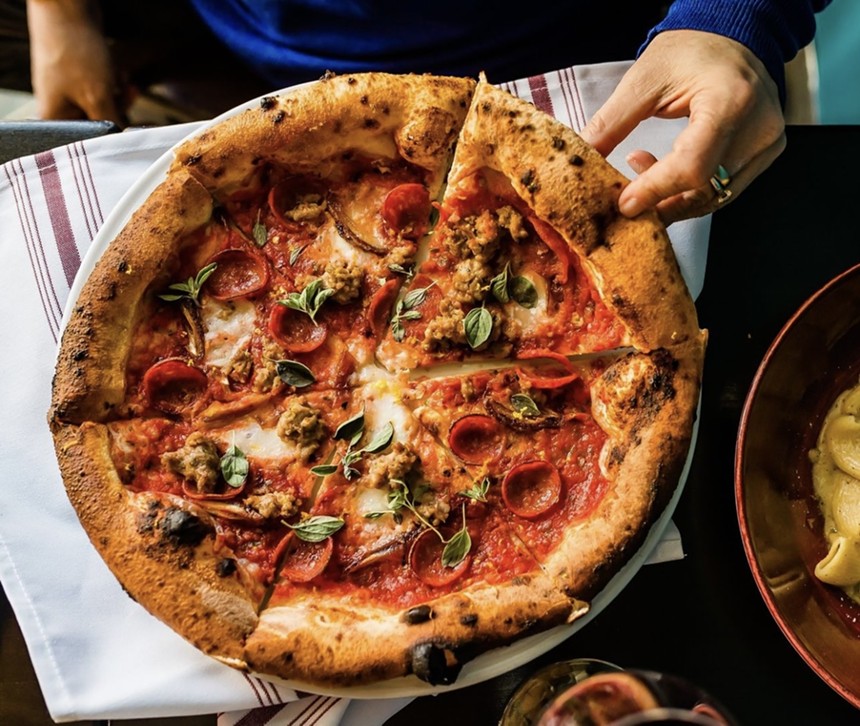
[{"xmin": 2, "ymin": 124, "xmax": 858, "ymax": 725}]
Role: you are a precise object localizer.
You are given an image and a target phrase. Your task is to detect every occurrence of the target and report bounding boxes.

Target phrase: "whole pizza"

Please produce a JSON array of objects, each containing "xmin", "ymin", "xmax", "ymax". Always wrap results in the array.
[{"xmin": 49, "ymin": 73, "xmax": 706, "ymax": 688}]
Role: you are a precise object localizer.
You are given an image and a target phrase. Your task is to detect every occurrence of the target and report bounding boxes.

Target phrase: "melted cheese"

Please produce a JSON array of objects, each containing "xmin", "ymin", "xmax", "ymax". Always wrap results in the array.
[
  {"xmin": 360, "ymin": 380, "xmax": 417, "ymax": 443},
  {"xmin": 506, "ymin": 270, "xmax": 549, "ymax": 334},
  {"xmin": 202, "ymin": 297, "xmax": 256, "ymax": 369},
  {"xmin": 213, "ymin": 420, "xmax": 300, "ymax": 463}
]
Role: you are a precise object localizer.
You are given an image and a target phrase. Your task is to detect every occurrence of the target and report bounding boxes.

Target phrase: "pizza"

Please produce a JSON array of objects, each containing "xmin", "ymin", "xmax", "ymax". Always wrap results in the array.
[{"xmin": 49, "ymin": 72, "xmax": 706, "ymax": 688}]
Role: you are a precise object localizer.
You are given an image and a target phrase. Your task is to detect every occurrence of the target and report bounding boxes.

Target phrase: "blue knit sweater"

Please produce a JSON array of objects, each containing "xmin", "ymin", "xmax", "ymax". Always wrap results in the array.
[{"xmin": 189, "ymin": 0, "xmax": 830, "ymax": 102}]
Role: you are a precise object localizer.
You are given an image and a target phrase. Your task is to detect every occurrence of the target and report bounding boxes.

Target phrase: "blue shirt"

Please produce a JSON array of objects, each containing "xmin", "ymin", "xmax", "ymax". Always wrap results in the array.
[{"xmin": 189, "ymin": 0, "xmax": 830, "ymax": 103}]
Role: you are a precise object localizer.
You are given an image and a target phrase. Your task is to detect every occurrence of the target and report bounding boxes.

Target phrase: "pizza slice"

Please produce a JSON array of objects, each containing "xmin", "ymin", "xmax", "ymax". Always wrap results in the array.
[
  {"xmin": 243, "ymin": 378, "xmax": 587, "ymax": 686},
  {"xmin": 168, "ymin": 73, "xmax": 476, "ymax": 374},
  {"xmin": 375, "ymin": 77, "xmax": 700, "ymax": 372},
  {"xmin": 402, "ymin": 337, "xmax": 705, "ymax": 601}
]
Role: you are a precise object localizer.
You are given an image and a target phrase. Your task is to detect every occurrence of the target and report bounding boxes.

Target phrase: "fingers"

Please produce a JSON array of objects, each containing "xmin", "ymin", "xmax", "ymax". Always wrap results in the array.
[
  {"xmin": 617, "ymin": 100, "xmax": 732, "ymax": 217},
  {"xmin": 654, "ymin": 133, "xmax": 786, "ymax": 224}
]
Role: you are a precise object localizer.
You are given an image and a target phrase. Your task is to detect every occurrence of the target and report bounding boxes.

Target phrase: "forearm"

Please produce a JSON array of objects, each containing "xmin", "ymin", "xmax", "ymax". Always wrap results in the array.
[{"xmin": 643, "ymin": 0, "xmax": 832, "ymax": 104}]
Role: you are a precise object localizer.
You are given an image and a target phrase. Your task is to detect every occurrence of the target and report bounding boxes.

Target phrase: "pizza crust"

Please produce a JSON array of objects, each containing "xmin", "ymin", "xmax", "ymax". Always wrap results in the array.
[
  {"xmin": 50, "ymin": 170, "xmax": 214, "ymax": 424},
  {"xmin": 51, "ymin": 422, "xmax": 258, "ymax": 665},
  {"xmin": 448, "ymin": 78, "xmax": 700, "ymax": 352},
  {"xmin": 543, "ymin": 334, "xmax": 707, "ymax": 598},
  {"xmin": 247, "ymin": 570, "xmax": 585, "ymax": 687},
  {"xmin": 171, "ymin": 73, "xmax": 476, "ymax": 196}
]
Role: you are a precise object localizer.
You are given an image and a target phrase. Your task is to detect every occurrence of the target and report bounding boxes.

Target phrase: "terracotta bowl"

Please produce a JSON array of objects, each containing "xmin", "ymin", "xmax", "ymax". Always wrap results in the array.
[{"xmin": 735, "ymin": 262, "xmax": 860, "ymax": 708}]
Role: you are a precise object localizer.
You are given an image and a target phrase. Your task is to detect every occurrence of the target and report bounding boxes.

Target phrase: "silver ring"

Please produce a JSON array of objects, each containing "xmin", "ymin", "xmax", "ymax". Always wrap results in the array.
[{"xmin": 709, "ymin": 164, "xmax": 733, "ymax": 205}]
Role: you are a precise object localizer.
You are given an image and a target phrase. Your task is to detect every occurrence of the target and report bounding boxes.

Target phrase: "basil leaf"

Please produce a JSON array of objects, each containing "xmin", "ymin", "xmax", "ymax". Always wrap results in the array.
[
  {"xmin": 510, "ymin": 276, "xmax": 538, "ymax": 308},
  {"xmin": 361, "ymin": 422, "xmax": 394, "ymax": 454},
  {"xmin": 464, "ymin": 306, "xmax": 493, "ymax": 349},
  {"xmin": 310, "ymin": 464, "xmax": 338, "ymax": 476},
  {"xmin": 220, "ymin": 444, "xmax": 249, "ymax": 488},
  {"xmin": 490, "ymin": 263, "xmax": 511, "ymax": 304},
  {"xmin": 288, "ymin": 515, "xmax": 344, "ymax": 543},
  {"xmin": 334, "ymin": 410, "xmax": 365, "ymax": 441},
  {"xmin": 441, "ymin": 526, "xmax": 472, "ymax": 568},
  {"xmin": 275, "ymin": 359, "xmax": 316, "ymax": 388},
  {"xmin": 511, "ymin": 393, "xmax": 541, "ymax": 418}
]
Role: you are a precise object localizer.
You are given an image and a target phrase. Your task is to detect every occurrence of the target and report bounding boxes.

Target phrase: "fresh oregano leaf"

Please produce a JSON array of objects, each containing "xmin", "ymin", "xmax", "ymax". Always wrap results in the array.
[
  {"xmin": 361, "ymin": 422, "xmax": 394, "ymax": 454},
  {"xmin": 287, "ymin": 515, "xmax": 344, "ymax": 542},
  {"xmin": 220, "ymin": 443, "xmax": 249, "ymax": 488},
  {"xmin": 310, "ymin": 464, "xmax": 338, "ymax": 476},
  {"xmin": 464, "ymin": 306, "xmax": 493, "ymax": 349},
  {"xmin": 510, "ymin": 276, "xmax": 538, "ymax": 308},
  {"xmin": 441, "ymin": 525, "xmax": 471, "ymax": 568},
  {"xmin": 511, "ymin": 393, "xmax": 541, "ymax": 418},
  {"xmin": 334, "ymin": 410, "xmax": 365, "ymax": 442},
  {"xmin": 275, "ymin": 359, "xmax": 316, "ymax": 388}
]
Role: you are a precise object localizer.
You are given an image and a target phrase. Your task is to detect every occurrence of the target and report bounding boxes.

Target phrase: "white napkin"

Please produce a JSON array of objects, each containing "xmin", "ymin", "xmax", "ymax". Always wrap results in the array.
[{"xmin": 0, "ymin": 61, "xmax": 705, "ymax": 725}]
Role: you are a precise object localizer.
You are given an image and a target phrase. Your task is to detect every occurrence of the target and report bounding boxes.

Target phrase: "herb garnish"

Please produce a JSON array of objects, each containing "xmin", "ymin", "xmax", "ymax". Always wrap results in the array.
[
  {"xmin": 278, "ymin": 279, "xmax": 334, "ymax": 324},
  {"xmin": 286, "ymin": 515, "xmax": 345, "ymax": 542},
  {"xmin": 366, "ymin": 481, "xmax": 471, "ymax": 567},
  {"xmin": 220, "ymin": 439, "xmax": 249, "ymax": 488},
  {"xmin": 288, "ymin": 244, "xmax": 306, "ymax": 266},
  {"xmin": 310, "ymin": 411, "xmax": 395, "ymax": 480},
  {"xmin": 510, "ymin": 393, "xmax": 541, "ymax": 418},
  {"xmin": 390, "ymin": 281, "xmax": 436, "ymax": 342},
  {"xmin": 252, "ymin": 210, "xmax": 268, "ymax": 247},
  {"xmin": 464, "ymin": 305, "xmax": 493, "ymax": 349},
  {"xmin": 158, "ymin": 262, "xmax": 217, "ymax": 306},
  {"xmin": 274, "ymin": 359, "xmax": 316, "ymax": 388},
  {"xmin": 460, "ymin": 476, "xmax": 491, "ymax": 502},
  {"xmin": 490, "ymin": 262, "xmax": 538, "ymax": 308}
]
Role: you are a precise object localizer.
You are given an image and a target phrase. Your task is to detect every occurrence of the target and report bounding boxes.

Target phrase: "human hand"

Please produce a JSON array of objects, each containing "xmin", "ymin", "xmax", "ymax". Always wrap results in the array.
[
  {"xmin": 27, "ymin": 0, "xmax": 127, "ymax": 125},
  {"xmin": 580, "ymin": 30, "xmax": 786, "ymax": 224}
]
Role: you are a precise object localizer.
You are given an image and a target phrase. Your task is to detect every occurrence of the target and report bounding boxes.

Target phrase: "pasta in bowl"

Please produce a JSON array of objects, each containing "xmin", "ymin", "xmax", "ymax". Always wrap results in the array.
[{"xmin": 736, "ymin": 262, "xmax": 860, "ymax": 709}]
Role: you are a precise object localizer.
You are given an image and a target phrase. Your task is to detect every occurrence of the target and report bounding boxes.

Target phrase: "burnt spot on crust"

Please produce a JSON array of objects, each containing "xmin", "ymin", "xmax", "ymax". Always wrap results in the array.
[
  {"xmin": 260, "ymin": 96, "xmax": 277, "ymax": 110},
  {"xmin": 72, "ymin": 349, "xmax": 88, "ymax": 362},
  {"xmin": 611, "ymin": 293, "xmax": 642, "ymax": 330},
  {"xmin": 160, "ymin": 506, "xmax": 210, "ymax": 546},
  {"xmin": 272, "ymin": 110, "xmax": 286, "ymax": 124},
  {"xmin": 521, "ymin": 169, "xmax": 539, "ymax": 194},
  {"xmin": 402, "ymin": 604, "xmax": 434, "ymax": 625},
  {"xmin": 552, "ymin": 136, "xmax": 566, "ymax": 151},
  {"xmin": 216, "ymin": 558, "xmax": 237, "ymax": 577},
  {"xmin": 570, "ymin": 154, "xmax": 584, "ymax": 167},
  {"xmin": 410, "ymin": 641, "xmax": 462, "ymax": 685},
  {"xmin": 459, "ymin": 613, "xmax": 478, "ymax": 627},
  {"xmin": 363, "ymin": 117, "xmax": 380, "ymax": 129},
  {"xmin": 183, "ymin": 154, "xmax": 202, "ymax": 167},
  {"xmin": 360, "ymin": 95, "xmax": 369, "ymax": 105}
]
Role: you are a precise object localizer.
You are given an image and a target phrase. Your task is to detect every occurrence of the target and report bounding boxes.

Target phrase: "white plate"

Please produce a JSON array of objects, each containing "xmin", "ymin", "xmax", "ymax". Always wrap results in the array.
[{"xmin": 62, "ymin": 81, "xmax": 697, "ymax": 700}]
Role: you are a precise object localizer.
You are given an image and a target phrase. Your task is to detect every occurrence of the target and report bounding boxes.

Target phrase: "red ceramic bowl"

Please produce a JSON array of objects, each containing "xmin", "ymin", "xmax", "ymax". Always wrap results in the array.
[{"xmin": 735, "ymin": 262, "xmax": 860, "ymax": 708}]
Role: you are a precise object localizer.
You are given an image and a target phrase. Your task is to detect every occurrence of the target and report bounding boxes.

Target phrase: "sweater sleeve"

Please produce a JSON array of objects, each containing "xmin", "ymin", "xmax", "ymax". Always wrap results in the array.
[{"xmin": 642, "ymin": 0, "xmax": 832, "ymax": 104}]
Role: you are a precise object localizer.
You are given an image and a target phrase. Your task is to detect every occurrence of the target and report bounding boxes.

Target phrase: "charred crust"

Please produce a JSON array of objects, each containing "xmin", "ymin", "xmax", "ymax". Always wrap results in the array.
[
  {"xmin": 363, "ymin": 117, "xmax": 380, "ymax": 129},
  {"xmin": 117, "ymin": 260, "xmax": 129, "ymax": 273},
  {"xmin": 216, "ymin": 558, "xmax": 237, "ymax": 577},
  {"xmin": 521, "ymin": 169, "xmax": 539, "ymax": 194},
  {"xmin": 459, "ymin": 613, "xmax": 478, "ymax": 627},
  {"xmin": 360, "ymin": 95, "xmax": 369, "ymax": 105},
  {"xmin": 551, "ymin": 136, "xmax": 566, "ymax": 150},
  {"xmin": 259, "ymin": 96, "xmax": 277, "ymax": 110},
  {"xmin": 160, "ymin": 507, "xmax": 209, "ymax": 546},
  {"xmin": 402, "ymin": 604, "xmax": 434, "ymax": 625},
  {"xmin": 184, "ymin": 154, "xmax": 202, "ymax": 167},
  {"xmin": 569, "ymin": 154, "xmax": 584, "ymax": 166},
  {"xmin": 272, "ymin": 110, "xmax": 286, "ymax": 124}
]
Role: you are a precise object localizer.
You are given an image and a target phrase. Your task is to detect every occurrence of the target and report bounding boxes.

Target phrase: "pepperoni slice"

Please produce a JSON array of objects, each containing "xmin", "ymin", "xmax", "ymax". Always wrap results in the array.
[
  {"xmin": 276, "ymin": 532, "xmax": 334, "ymax": 583},
  {"xmin": 367, "ymin": 278, "xmax": 401, "ymax": 337},
  {"xmin": 181, "ymin": 478, "xmax": 245, "ymax": 501},
  {"xmin": 448, "ymin": 414, "xmax": 505, "ymax": 464},
  {"xmin": 516, "ymin": 349, "xmax": 580, "ymax": 389},
  {"xmin": 409, "ymin": 529, "xmax": 471, "ymax": 587},
  {"xmin": 268, "ymin": 304, "xmax": 327, "ymax": 353},
  {"xmin": 381, "ymin": 183, "xmax": 432, "ymax": 239},
  {"xmin": 142, "ymin": 358, "xmax": 208, "ymax": 414},
  {"xmin": 205, "ymin": 249, "xmax": 269, "ymax": 300},
  {"xmin": 529, "ymin": 214, "xmax": 571, "ymax": 284},
  {"xmin": 501, "ymin": 460, "xmax": 563, "ymax": 519}
]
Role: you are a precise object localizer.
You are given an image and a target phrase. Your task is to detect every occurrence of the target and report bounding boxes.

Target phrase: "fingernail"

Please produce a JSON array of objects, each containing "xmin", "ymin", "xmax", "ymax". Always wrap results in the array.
[
  {"xmin": 627, "ymin": 155, "xmax": 644, "ymax": 174},
  {"xmin": 619, "ymin": 196, "xmax": 642, "ymax": 217}
]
